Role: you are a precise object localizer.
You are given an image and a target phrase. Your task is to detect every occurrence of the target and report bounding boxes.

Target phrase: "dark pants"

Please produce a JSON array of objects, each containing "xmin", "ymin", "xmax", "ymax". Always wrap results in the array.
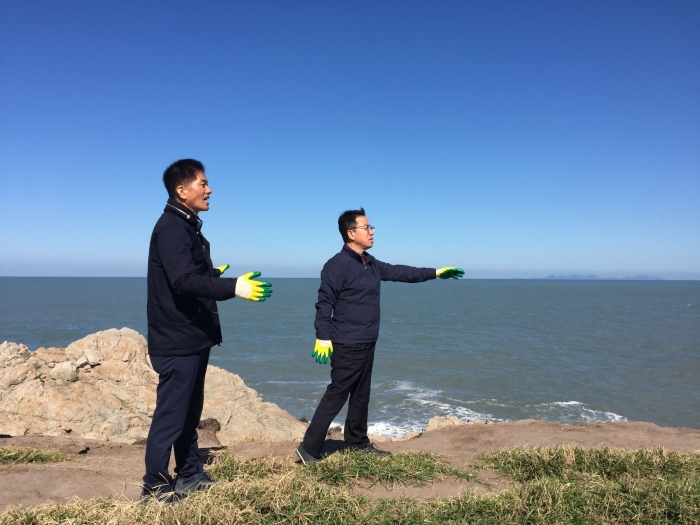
[
  {"xmin": 302, "ymin": 341, "xmax": 376, "ymax": 458},
  {"xmin": 143, "ymin": 348, "xmax": 210, "ymax": 492}
]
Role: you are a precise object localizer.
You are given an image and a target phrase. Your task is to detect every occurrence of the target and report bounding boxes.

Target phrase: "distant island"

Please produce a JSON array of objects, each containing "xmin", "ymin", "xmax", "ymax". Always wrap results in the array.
[{"xmin": 522, "ymin": 275, "xmax": 665, "ymax": 281}]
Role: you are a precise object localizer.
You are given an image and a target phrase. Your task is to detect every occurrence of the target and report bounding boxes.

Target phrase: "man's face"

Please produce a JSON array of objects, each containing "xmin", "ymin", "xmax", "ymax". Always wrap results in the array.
[
  {"xmin": 176, "ymin": 171, "xmax": 211, "ymax": 215},
  {"xmin": 347, "ymin": 215, "xmax": 374, "ymax": 251}
]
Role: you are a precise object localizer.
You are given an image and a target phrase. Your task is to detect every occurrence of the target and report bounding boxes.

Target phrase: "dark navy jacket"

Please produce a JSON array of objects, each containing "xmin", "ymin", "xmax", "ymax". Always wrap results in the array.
[
  {"xmin": 314, "ymin": 245, "xmax": 436, "ymax": 343},
  {"xmin": 147, "ymin": 199, "xmax": 237, "ymax": 356}
]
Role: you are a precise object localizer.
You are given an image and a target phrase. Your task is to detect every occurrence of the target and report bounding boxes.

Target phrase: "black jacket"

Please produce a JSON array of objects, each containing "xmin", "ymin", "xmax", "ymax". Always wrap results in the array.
[
  {"xmin": 314, "ymin": 245, "xmax": 436, "ymax": 343},
  {"xmin": 147, "ymin": 199, "xmax": 237, "ymax": 356}
]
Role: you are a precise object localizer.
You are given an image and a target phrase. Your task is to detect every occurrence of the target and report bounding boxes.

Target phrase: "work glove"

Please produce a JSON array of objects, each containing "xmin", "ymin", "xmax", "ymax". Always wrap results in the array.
[
  {"xmin": 217, "ymin": 264, "xmax": 230, "ymax": 275},
  {"xmin": 436, "ymin": 267, "xmax": 465, "ymax": 280},
  {"xmin": 312, "ymin": 339, "xmax": 333, "ymax": 364},
  {"xmin": 234, "ymin": 272, "xmax": 272, "ymax": 301}
]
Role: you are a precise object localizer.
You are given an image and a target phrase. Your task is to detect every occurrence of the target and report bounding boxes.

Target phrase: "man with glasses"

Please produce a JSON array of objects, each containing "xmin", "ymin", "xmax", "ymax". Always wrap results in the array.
[{"xmin": 296, "ymin": 208, "xmax": 464, "ymax": 463}]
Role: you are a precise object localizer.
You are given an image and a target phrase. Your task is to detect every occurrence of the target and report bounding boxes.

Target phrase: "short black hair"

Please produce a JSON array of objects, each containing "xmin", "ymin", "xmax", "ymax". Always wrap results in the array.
[
  {"xmin": 338, "ymin": 208, "xmax": 366, "ymax": 243},
  {"xmin": 163, "ymin": 159, "xmax": 205, "ymax": 199}
]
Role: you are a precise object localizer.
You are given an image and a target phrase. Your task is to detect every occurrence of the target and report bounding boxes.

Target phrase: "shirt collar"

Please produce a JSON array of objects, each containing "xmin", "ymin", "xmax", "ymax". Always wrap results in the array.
[
  {"xmin": 165, "ymin": 198, "xmax": 202, "ymax": 231},
  {"xmin": 342, "ymin": 244, "xmax": 373, "ymax": 263}
]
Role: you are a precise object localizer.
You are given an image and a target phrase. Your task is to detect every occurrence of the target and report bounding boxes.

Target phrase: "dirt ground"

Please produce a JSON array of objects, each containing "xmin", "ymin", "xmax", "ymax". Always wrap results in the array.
[{"xmin": 2, "ymin": 420, "xmax": 700, "ymax": 512}]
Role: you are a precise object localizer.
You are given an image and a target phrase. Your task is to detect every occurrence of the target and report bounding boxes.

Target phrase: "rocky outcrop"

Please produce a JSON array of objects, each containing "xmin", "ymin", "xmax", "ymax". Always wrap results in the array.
[
  {"xmin": 422, "ymin": 415, "xmax": 491, "ymax": 432},
  {"xmin": 0, "ymin": 329, "xmax": 306, "ymax": 445}
]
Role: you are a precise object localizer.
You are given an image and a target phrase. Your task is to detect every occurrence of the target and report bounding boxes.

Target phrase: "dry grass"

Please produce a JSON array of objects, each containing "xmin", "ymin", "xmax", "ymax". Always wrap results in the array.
[
  {"xmin": 207, "ymin": 450, "xmax": 291, "ymax": 481},
  {"xmin": 2, "ymin": 446, "xmax": 699, "ymax": 524},
  {"xmin": 0, "ymin": 446, "xmax": 70, "ymax": 465}
]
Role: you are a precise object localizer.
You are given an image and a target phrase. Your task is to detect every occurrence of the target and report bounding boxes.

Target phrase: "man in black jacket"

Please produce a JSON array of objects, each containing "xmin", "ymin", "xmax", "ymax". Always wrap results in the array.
[
  {"xmin": 143, "ymin": 159, "xmax": 272, "ymax": 501},
  {"xmin": 296, "ymin": 208, "xmax": 464, "ymax": 463}
]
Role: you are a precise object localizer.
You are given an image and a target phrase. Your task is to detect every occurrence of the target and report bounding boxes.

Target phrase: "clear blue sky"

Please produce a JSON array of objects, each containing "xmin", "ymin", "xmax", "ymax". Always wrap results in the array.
[{"xmin": 2, "ymin": 1, "xmax": 698, "ymax": 278}]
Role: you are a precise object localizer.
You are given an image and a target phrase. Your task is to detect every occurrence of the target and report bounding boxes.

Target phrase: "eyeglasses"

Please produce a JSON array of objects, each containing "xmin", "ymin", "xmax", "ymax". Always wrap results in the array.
[{"xmin": 349, "ymin": 225, "xmax": 375, "ymax": 233}]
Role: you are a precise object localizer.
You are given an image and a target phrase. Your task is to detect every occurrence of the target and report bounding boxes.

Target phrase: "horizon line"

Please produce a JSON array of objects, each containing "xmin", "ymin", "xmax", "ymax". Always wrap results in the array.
[{"xmin": 1, "ymin": 275, "xmax": 699, "ymax": 281}]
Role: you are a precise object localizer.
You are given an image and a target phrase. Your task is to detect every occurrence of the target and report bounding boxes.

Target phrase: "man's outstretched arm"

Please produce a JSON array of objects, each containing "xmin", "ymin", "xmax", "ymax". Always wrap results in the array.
[
  {"xmin": 378, "ymin": 261, "xmax": 464, "ymax": 283},
  {"xmin": 376, "ymin": 261, "xmax": 434, "ymax": 283}
]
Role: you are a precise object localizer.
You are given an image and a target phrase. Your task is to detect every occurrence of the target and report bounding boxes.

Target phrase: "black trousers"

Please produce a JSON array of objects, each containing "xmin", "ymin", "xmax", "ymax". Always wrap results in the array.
[
  {"xmin": 302, "ymin": 341, "xmax": 376, "ymax": 459},
  {"xmin": 143, "ymin": 348, "xmax": 210, "ymax": 491}
]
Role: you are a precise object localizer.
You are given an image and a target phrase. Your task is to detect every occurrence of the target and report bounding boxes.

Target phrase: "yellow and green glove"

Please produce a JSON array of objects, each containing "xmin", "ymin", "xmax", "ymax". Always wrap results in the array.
[
  {"xmin": 217, "ymin": 264, "xmax": 230, "ymax": 275},
  {"xmin": 312, "ymin": 339, "xmax": 333, "ymax": 364},
  {"xmin": 234, "ymin": 271, "xmax": 272, "ymax": 301},
  {"xmin": 436, "ymin": 267, "xmax": 465, "ymax": 280}
]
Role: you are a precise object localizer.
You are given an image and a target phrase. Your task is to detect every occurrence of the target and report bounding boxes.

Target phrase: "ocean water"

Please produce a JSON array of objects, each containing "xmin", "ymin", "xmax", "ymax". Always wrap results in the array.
[{"xmin": 1, "ymin": 278, "xmax": 699, "ymax": 436}]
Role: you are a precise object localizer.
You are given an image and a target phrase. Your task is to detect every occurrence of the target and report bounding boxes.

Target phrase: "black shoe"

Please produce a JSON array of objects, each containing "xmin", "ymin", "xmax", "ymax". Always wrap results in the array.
[
  {"xmin": 139, "ymin": 488, "xmax": 183, "ymax": 505},
  {"xmin": 296, "ymin": 443, "xmax": 320, "ymax": 464},
  {"xmin": 349, "ymin": 443, "xmax": 392, "ymax": 457},
  {"xmin": 174, "ymin": 471, "xmax": 216, "ymax": 495}
]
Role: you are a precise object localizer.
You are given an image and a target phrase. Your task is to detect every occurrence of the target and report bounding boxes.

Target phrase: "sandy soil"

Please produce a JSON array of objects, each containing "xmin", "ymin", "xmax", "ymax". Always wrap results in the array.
[{"xmin": 2, "ymin": 420, "xmax": 700, "ymax": 512}]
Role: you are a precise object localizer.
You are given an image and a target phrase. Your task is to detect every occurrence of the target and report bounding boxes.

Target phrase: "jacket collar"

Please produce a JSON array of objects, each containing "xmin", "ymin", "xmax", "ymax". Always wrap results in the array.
[
  {"xmin": 342, "ymin": 244, "xmax": 374, "ymax": 263},
  {"xmin": 165, "ymin": 198, "xmax": 202, "ymax": 231}
]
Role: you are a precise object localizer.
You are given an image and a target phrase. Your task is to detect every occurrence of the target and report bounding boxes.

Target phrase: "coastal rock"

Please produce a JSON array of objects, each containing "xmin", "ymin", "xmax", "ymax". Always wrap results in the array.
[
  {"xmin": 422, "ymin": 416, "xmax": 493, "ymax": 432},
  {"xmin": 202, "ymin": 365, "xmax": 306, "ymax": 444},
  {"xmin": 0, "ymin": 329, "xmax": 306, "ymax": 445},
  {"xmin": 49, "ymin": 361, "xmax": 78, "ymax": 382},
  {"xmin": 197, "ymin": 418, "xmax": 222, "ymax": 448},
  {"xmin": 423, "ymin": 416, "xmax": 470, "ymax": 432},
  {"xmin": 0, "ymin": 342, "xmax": 31, "ymax": 367}
]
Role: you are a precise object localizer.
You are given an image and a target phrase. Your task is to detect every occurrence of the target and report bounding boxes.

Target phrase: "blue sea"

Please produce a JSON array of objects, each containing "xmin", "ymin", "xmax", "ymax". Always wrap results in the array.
[{"xmin": 1, "ymin": 278, "xmax": 699, "ymax": 436}]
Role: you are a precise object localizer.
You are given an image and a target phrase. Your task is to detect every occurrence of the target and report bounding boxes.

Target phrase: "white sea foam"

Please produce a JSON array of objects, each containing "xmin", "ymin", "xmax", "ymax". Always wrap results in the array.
[
  {"xmin": 329, "ymin": 416, "xmax": 425, "ymax": 439},
  {"xmin": 398, "ymin": 385, "xmax": 497, "ymax": 422},
  {"xmin": 329, "ymin": 383, "xmax": 625, "ymax": 438},
  {"xmin": 345, "ymin": 380, "xmax": 501, "ymax": 437},
  {"xmin": 579, "ymin": 408, "xmax": 626, "ymax": 423},
  {"xmin": 391, "ymin": 381, "xmax": 422, "ymax": 392},
  {"xmin": 532, "ymin": 400, "xmax": 626, "ymax": 423},
  {"xmin": 305, "ymin": 383, "xmax": 497, "ymax": 433},
  {"xmin": 367, "ymin": 422, "xmax": 423, "ymax": 438}
]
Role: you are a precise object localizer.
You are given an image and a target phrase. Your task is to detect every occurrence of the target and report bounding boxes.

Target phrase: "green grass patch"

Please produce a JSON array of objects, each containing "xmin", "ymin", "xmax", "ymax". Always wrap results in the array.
[
  {"xmin": 2, "ymin": 446, "xmax": 699, "ymax": 524},
  {"xmin": 308, "ymin": 449, "xmax": 475, "ymax": 487},
  {"xmin": 0, "ymin": 446, "xmax": 71, "ymax": 465},
  {"xmin": 480, "ymin": 444, "xmax": 700, "ymax": 482},
  {"xmin": 209, "ymin": 449, "xmax": 475, "ymax": 488}
]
